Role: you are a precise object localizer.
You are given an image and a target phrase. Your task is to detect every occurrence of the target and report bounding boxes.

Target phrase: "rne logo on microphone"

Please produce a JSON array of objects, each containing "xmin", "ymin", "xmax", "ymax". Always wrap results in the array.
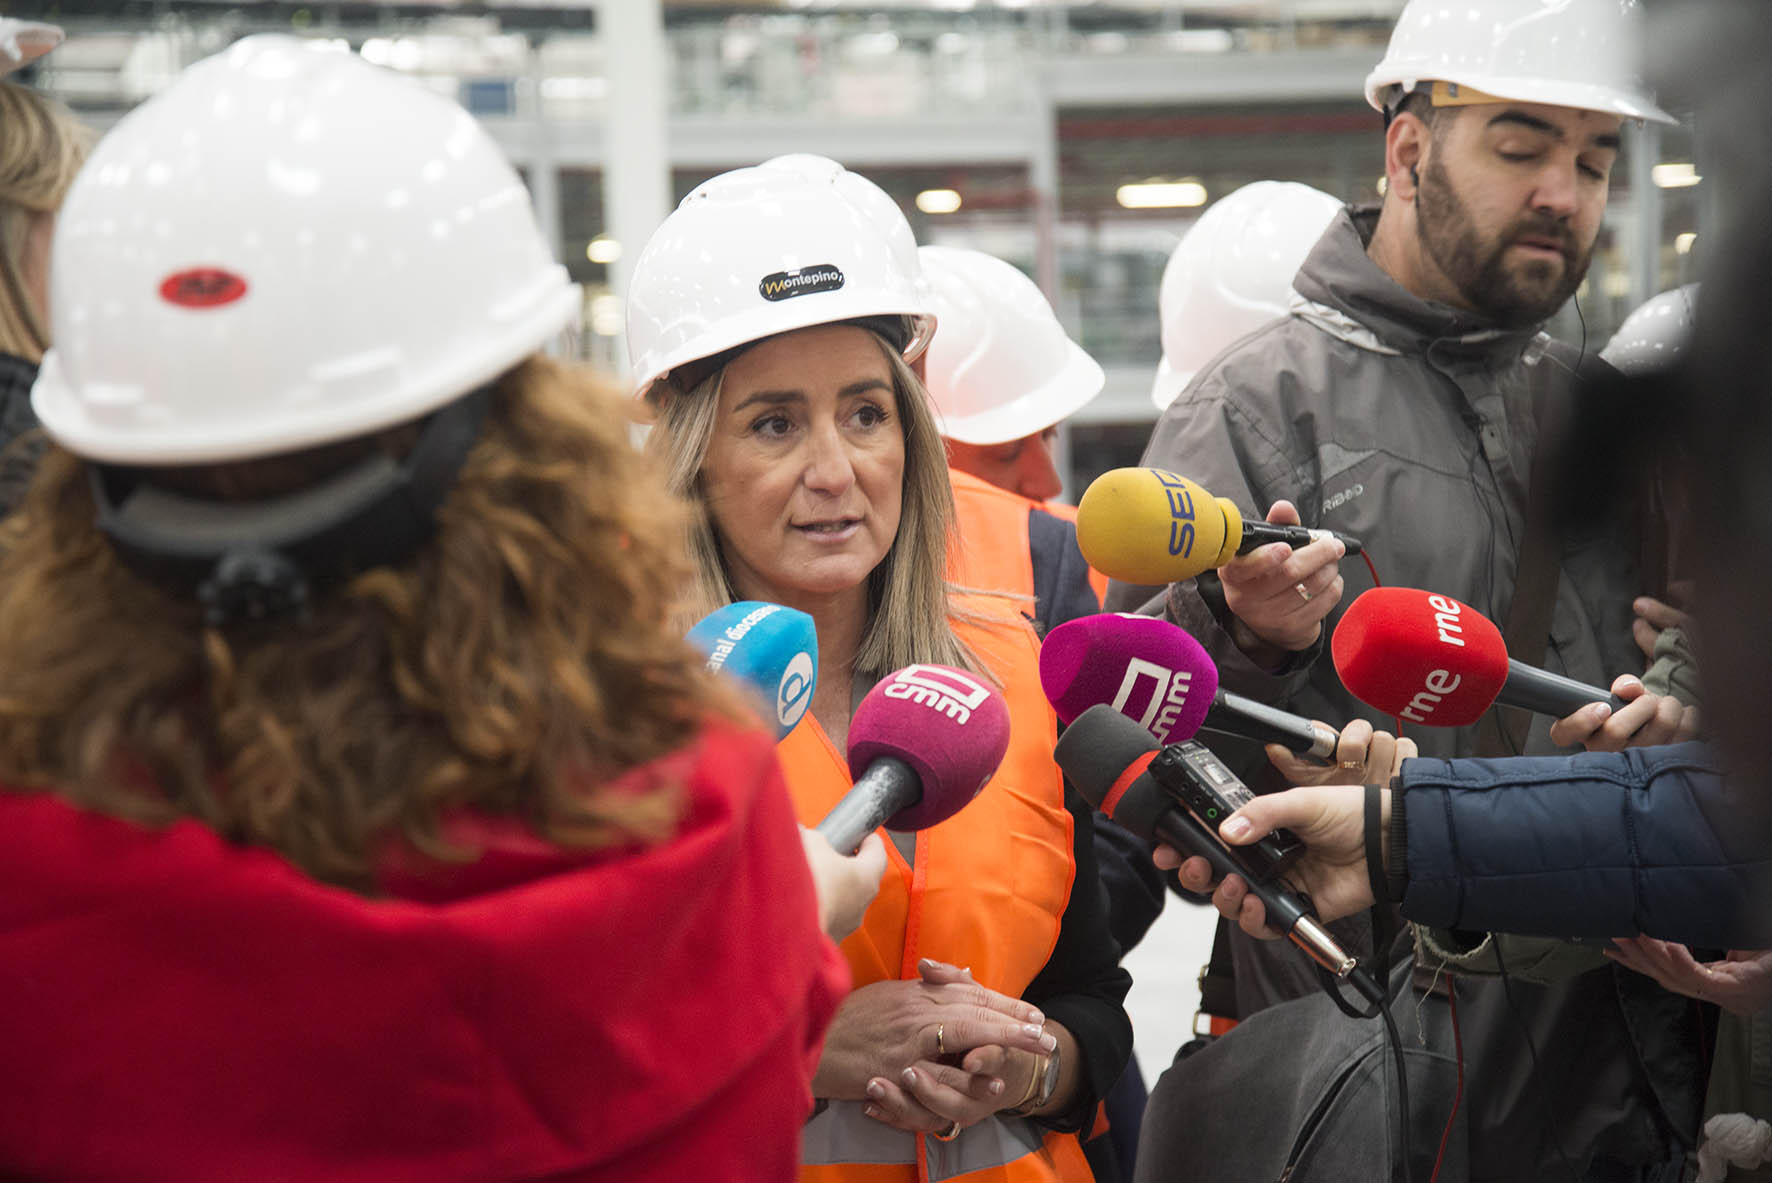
[
  {"xmin": 884, "ymin": 665, "xmax": 992, "ymax": 723},
  {"xmin": 1427, "ymin": 593, "xmax": 1466, "ymax": 648},
  {"xmin": 777, "ymin": 651, "xmax": 815, "ymax": 729},
  {"xmin": 1150, "ymin": 470, "xmax": 1198, "ymax": 558},
  {"xmin": 1401, "ymin": 668, "xmax": 1463, "ymax": 722},
  {"xmin": 1397, "ymin": 597, "xmax": 1470, "ymax": 721},
  {"xmin": 1111, "ymin": 658, "xmax": 1194, "ymax": 743}
]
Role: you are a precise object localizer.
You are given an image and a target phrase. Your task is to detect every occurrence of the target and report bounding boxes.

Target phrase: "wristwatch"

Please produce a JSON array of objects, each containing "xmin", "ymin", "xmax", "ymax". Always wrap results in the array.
[{"xmin": 1007, "ymin": 1045, "xmax": 1061, "ymax": 1117}]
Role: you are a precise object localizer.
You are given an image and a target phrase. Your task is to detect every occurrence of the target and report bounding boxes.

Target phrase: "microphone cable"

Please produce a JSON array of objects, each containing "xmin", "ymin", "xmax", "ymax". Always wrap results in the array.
[
  {"xmin": 1304, "ymin": 912, "xmax": 1411, "ymax": 1183},
  {"xmin": 1491, "ymin": 940, "xmax": 1582, "ymax": 1182}
]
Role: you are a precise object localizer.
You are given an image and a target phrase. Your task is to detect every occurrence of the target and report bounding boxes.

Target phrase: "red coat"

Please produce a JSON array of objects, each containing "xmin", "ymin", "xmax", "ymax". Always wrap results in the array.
[{"xmin": 0, "ymin": 717, "xmax": 847, "ymax": 1182}]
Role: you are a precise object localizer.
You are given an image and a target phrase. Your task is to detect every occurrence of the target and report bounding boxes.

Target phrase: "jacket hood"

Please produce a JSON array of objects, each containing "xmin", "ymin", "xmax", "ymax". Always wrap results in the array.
[{"xmin": 1291, "ymin": 206, "xmax": 1549, "ymax": 364}]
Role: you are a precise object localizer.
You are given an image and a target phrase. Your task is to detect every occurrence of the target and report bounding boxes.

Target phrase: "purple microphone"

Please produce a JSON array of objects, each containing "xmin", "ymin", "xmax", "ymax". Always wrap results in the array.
[
  {"xmin": 815, "ymin": 663, "xmax": 1012, "ymax": 854},
  {"xmin": 1040, "ymin": 613, "xmax": 1337, "ymax": 762}
]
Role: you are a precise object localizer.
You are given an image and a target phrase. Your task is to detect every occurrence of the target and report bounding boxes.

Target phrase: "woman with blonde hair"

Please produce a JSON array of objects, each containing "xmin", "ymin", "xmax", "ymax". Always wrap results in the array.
[
  {"xmin": 627, "ymin": 162, "xmax": 1133, "ymax": 1182},
  {"xmin": 0, "ymin": 32, "xmax": 89, "ymax": 514},
  {"xmin": 0, "ymin": 38, "xmax": 847, "ymax": 1182}
]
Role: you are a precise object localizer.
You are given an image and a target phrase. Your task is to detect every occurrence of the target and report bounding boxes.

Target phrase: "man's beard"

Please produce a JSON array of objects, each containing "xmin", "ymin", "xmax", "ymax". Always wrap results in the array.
[{"xmin": 1415, "ymin": 154, "xmax": 1594, "ymax": 329}]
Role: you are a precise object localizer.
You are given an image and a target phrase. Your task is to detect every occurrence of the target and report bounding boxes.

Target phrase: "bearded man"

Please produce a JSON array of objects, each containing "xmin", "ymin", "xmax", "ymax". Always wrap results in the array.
[{"xmin": 1109, "ymin": 2, "xmax": 1708, "ymax": 1178}]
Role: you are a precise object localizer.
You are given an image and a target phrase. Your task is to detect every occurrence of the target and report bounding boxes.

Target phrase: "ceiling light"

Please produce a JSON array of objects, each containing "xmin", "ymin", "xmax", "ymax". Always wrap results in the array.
[
  {"xmin": 586, "ymin": 236, "xmax": 622, "ymax": 265},
  {"xmin": 1652, "ymin": 163, "xmax": 1701, "ymax": 189},
  {"xmin": 1675, "ymin": 232, "xmax": 1697, "ymax": 256},
  {"xmin": 1116, "ymin": 180, "xmax": 1208, "ymax": 210},
  {"xmin": 916, "ymin": 188, "xmax": 963, "ymax": 215}
]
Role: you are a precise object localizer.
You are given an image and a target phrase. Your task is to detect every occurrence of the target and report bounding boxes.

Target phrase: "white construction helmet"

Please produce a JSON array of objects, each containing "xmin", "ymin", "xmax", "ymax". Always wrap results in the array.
[
  {"xmin": 919, "ymin": 245, "xmax": 1102, "ymax": 445},
  {"xmin": 1600, "ymin": 284, "xmax": 1698, "ymax": 376},
  {"xmin": 1151, "ymin": 181, "xmax": 1343, "ymax": 412},
  {"xmin": 0, "ymin": 18, "xmax": 63, "ymax": 76},
  {"xmin": 1364, "ymin": 0, "xmax": 1674, "ymax": 125},
  {"xmin": 757, "ymin": 154, "xmax": 927, "ymax": 302},
  {"xmin": 33, "ymin": 36, "xmax": 577, "ymax": 465},
  {"xmin": 625, "ymin": 164, "xmax": 934, "ymax": 398}
]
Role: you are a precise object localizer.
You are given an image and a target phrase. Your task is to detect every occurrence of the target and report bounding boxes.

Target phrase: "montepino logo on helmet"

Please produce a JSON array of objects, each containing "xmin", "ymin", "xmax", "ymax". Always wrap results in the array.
[
  {"xmin": 759, "ymin": 263, "xmax": 845, "ymax": 302},
  {"xmin": 159, "ymin": 268, "xmax": 249, "ymax": 309}
]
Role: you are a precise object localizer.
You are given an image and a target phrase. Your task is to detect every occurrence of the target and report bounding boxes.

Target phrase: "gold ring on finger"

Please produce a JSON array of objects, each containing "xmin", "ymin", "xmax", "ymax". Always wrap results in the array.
[
  {"xmin": 935, "ymin": 1022, "xmax": 946, "ymax": 1056},
  {"xmin": 933, "ymin": 1120, "xmax": 963, "ymax": 1142}
]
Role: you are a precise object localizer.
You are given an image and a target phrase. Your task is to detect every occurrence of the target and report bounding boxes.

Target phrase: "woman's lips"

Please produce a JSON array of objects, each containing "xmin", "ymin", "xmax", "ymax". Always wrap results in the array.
[{"xmin": 794, "ymin": 518, "xmax": 862, "ymax": 542}]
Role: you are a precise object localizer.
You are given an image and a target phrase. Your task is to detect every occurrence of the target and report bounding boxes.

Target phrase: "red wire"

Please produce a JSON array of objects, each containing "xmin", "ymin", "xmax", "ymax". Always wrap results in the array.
[
  {"xmin": 1429, "ymin": 979, "xmax": 1463, "ymax": 1183},
  {"xmin": 1360, "ymin": 549, "xmax": 1383, "ymax": 588}
]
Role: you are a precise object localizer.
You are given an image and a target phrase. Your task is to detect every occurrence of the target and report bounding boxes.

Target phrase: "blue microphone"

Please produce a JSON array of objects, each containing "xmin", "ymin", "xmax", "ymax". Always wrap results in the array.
[{"xmin": 687, "ymin": 602, "xmax": 818, "ymax": 740}]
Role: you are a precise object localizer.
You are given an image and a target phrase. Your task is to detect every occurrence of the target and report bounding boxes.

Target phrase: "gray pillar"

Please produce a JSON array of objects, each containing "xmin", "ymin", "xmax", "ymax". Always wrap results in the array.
[
  {"xmin": 600, "ymin": 0, "xmax": 672, "ymax": 376},
  {"xmin": 1627, "ymin": 120, "xmax": 1662, "ymax": 306},
  {"xmin": 1030, "ymin": 81, "xmax": 1061, "ymax": 308},
  {"xmin": 524, "ymin": 39, "xmax": 562, "ymax": 264}
]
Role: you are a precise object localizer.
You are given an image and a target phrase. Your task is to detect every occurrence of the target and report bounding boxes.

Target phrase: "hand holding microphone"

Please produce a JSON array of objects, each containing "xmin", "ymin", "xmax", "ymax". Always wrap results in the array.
[
  {"xmin": 1055, "ymin": 705, "xmax": 1379, "ymax": 1002},
  {"xmin": 1332, "ymin": 587, "xmax": 1699, "ymax": 750},
  {"xmin": 1160, "ymin": 783, "xmax": 1382, "ymax": 940},
  {"xmin": 1075, "ymin": 467, "xmax": 1352, "ymax": 657}
]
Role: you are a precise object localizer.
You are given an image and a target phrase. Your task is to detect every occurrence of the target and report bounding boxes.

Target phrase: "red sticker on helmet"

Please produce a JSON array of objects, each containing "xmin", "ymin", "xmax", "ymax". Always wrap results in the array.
[{"xmin": 159, "ymin": 268, "xmax": 248, "ymax": 309}]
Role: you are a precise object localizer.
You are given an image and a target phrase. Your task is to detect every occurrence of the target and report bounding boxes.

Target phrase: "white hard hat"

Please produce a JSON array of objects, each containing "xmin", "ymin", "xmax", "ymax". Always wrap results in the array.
[
  {"xmin": 1364, "ymin": 0, "xmax": 1674, "ymax": 125},
  {"xmin": 0, "ymin": 18, "xmax": 63, "ymax": 76},
  {"xmin": 625, "ymin": 164, "xmax": 934, "ymax": 397},
  {"xmin": 1150, "ymin": 181, "xmax": 1343, "ymax": 412},
  {"xmin": 33, "ymin": 35, "xmax": 577, "ymax": 465},
  {"xmin": 1600, "ymin": 284, "xmax": 1697, "ymax": 376},
  {"xmin": 758, "ymin": 154, "xmax": 926, "ymax": 296},
  {"xmin": 919, "ymin": 245, "xmax": 1102, "ymax": 445}
]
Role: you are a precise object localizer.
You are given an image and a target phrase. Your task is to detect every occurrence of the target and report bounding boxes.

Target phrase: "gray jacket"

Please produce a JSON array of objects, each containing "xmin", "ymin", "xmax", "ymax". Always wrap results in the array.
[
  {"xmin": 1107, "ymin": 206, "xmax": 1642, "ymax": 764},
  {"xmin": 1115, "ymin": 208, "xmax": 1699, "ymax": 1180}
]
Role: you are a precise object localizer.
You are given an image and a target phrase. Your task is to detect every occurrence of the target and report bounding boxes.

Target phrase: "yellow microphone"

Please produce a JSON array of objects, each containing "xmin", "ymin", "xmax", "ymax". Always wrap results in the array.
[{"xmin": 1075, "ymin": 468, "xmax": 1362, "ymax": 585}]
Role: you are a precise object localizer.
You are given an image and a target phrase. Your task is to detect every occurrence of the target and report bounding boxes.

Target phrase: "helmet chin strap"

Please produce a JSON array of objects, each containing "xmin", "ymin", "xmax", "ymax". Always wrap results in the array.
[{"xmin": 90, "ymin": 385, "xmax": 491, "ymax": 627}]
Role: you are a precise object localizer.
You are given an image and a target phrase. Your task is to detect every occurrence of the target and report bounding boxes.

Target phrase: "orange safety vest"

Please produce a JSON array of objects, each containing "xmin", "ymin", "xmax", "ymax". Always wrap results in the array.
[{"xmin": 781, "ymin": 601, "xmax": 1092, "ymax": 1183}]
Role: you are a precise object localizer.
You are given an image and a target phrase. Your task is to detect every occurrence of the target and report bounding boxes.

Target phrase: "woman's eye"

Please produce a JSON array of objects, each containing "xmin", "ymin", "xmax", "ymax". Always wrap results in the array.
[
  {"xmin": 751, "ymin": 414, "xmax": 793, "ymax": 438},
  {"xmin": 852, "ymin": 403, "xmax": 889, "ymax": 428}
]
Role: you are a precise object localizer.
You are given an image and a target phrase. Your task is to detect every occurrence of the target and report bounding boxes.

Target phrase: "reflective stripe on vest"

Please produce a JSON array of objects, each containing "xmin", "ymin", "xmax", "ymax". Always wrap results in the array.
[{"xmin": 803, "ymin": 1103, "xmax": 1048, "ymax": 1181}]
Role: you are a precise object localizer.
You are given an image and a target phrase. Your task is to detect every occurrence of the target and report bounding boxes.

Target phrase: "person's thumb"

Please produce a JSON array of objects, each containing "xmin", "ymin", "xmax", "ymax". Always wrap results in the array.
[
  {"xmin": 1218, "ymin": 792, "xmax": 1303, "ymax": 845},
  {"xmin": 854, "ymin": 831, "xmax": 888, "ymax": 882},
  {"xmin": 1265, "ymin": 499, "xmax": 1302, "ymax": 527}
]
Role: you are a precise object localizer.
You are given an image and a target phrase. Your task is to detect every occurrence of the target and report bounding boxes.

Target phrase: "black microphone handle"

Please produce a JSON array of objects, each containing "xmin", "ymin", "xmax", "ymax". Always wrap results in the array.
[
  {"xmin": 1235, "ymin": 519, "xmax": 1364, "ymax": 557},
  {"xmin": 814, "ymin": 755, "xmax": 921, "ymax": 855},
  {"xmin": 1201, "ymin": 690, "xmax": 1338, "ymax": 764},
  {"xmin": 1497, "ymin": 659, "xmax": 1630, "ymax": 719},
  {"xmin": 1146, "ymin": 795, "xmax": 1356, "ymax": 977}
]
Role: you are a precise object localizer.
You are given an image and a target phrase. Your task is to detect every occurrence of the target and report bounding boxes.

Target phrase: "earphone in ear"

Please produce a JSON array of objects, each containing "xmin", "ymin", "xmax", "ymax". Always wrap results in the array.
[{"xmin": 1410, "ymin": 164, "xmax": 1421, "ymax": 187}]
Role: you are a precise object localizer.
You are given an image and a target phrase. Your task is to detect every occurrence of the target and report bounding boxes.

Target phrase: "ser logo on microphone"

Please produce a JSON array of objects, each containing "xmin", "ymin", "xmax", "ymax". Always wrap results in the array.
[
  {"xmin": 884, "ymin": 665, "xmax": 992, "ymax": 724},
  {"xmin": 1400, "ymin": 593, "xmax": 1467, "ymax": 722},
  {"xmin": 1111, "ymin": 658, "xmax": 1196, "ymax": 743},
  {"xmin": 1151, "ymin": 469, "xmax": 1198, "ymax": 558}
]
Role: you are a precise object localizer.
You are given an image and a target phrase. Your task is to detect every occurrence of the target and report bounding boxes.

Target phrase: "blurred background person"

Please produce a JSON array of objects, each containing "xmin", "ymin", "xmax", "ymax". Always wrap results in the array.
[
  {"xmin": 0, "ymin": 18, "xmax": 86, "ymax": 518},
  {"xmin": 629, "ymin": 162, "xmax": 1132, "ymax": 1182},
  {"xmin": 1146, "ymin": 180, "xmax": 1344, "ymax": 417},
  {"xmin": 0, "ymin": 38, "xmax": 848, "ymax": 1182}
]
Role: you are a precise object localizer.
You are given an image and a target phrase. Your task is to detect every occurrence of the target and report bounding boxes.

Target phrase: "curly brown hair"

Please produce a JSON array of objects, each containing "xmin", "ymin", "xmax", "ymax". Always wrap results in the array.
[{"xmin": 0, "ymin": 356, "xmax": 740, "ymax": 890}]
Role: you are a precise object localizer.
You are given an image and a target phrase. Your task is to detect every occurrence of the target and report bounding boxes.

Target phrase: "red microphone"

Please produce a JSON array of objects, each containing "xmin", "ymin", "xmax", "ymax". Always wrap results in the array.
[
  {"xmin": 815, "ymin": 664, "xmax": 1011, "ymax": 854},
  {"xmin": 1332, "ymin": 587, "xmax": 1628, "ymax": 726}
]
